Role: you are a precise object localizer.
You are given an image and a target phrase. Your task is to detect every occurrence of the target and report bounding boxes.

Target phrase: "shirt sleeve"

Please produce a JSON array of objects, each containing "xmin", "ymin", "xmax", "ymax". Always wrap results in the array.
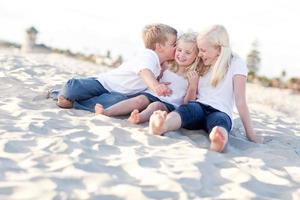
[
  {"xmin": 132, "ymin": 50, "xmax": 161, "ymax": 77},
  {"xmin": 230, "ymin": 55, "xmax": 248, "ymax": 77}
]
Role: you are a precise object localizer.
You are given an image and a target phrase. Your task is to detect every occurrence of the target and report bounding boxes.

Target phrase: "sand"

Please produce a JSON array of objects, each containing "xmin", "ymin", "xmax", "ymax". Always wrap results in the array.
[{"xmin": 0, "ymin": 48, "xmax": 300, "ymax": 199}]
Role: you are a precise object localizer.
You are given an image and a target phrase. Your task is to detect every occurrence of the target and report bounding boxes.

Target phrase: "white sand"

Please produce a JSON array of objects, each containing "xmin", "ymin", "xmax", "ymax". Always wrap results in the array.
[{"xmin": 0, "ymin": 48, "xmax": 300, "ymax": 199}]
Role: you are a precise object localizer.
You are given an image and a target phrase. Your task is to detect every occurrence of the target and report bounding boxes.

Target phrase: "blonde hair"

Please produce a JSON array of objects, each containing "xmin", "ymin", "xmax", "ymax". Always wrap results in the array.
[
  {"xmin": 168, "ymin": 32, "xmax": 203, "ymax": 76},
  {"xmin": 142, "ymin": 23, "xmax": 177, "ymax": 50},
  {"xmin": 197, "ymin": 25, "xmax": 232, "ymax": 87}
]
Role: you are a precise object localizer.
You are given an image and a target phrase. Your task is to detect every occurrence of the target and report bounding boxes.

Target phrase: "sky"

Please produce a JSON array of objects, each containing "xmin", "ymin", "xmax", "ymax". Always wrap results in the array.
[{"xmin": 0, "ymin": 0, "xmax": 299, "ymax": 78}]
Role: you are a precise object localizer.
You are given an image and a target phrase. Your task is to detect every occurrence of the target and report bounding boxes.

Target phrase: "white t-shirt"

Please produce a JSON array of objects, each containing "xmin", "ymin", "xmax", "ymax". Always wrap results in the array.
[
  {"xmin": 196, "ymin": 54, "xmax": 248, "ymax": 120},
  {"xmin": 97, "ymin": 49, "xmax": 161, "ymax": 95},
  {"xmin": 146, "ymin": 69, "xmax": 188, "ymax": 108}
]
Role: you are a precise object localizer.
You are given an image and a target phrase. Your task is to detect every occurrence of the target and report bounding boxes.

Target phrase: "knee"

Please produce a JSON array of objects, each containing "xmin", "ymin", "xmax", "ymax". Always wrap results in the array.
[
  {"xmin": 212, "ymin": 116, "xmax": 228, "ymax": 124},
  {"xmin": 178, "ymin": 102, "xmax": 204, "ymax": 119},
  {"xmin": 133, "ymin": 95, "xmax": 149, "ymax": 107},
  {"xmin": 61, "ymin": 78, "xmax": 81, "ymax": 99},
  {"xmin": 66, "ymin": 78, "xmax": 79, "ymax": 87},
  {"xmin": 148, "ymin": 102, "xmax": 165, "ymax": 110},
  {"xmin": 207, "ymin": 114, "xmax": 231, "ymax": 133},
  {"xmin": 63, "ymin": 78, "xmax": 78, "ymax": 92}
]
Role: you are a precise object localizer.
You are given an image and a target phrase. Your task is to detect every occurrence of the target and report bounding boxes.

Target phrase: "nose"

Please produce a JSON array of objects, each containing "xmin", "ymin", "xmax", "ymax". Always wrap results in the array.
[{"xmin": 198, "ymin": 51, "xmax": 203, "ymax": 57}]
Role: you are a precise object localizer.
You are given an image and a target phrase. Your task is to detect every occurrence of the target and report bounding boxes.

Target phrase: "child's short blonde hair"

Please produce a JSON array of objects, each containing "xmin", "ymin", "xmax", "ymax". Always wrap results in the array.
[
  {"xmin": 142, "ymin": 23, "xmax": 177, "ymax": 50},
  {"xmin": 197, "ymin": 25, "xmax": 232, "ymax": 87}
]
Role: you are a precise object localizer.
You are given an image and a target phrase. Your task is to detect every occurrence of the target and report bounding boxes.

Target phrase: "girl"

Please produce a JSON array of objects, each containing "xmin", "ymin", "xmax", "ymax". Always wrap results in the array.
[
  {"xmin": 149, "ymin": 25, "xmax": 262, "ymax": 153},
  {"xmin": 95, "ymin": 32, "xmax": 201, "ymax": 124}
]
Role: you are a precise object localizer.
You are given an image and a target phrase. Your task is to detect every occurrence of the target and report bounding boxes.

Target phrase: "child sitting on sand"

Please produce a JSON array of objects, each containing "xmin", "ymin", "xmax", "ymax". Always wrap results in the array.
[
  {"xmin": 49, "ymin": 23, "xmax": 177, "ymax": 112},
  {"xmin": 95, "ymin": 32, "xmax": 202, "ymax": 124},
  {"xmin": 148, "ymin": 25, "xmax": 263, "ymax": 153}
]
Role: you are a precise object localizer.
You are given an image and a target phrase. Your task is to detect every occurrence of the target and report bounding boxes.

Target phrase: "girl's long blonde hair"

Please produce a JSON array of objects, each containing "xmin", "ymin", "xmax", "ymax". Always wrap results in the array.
[
  {"xmin": 168, "ymin": 32, "xmax": 203, "ymax": 76},
  {"xmin": 197, "ymin": 25, "xmax": 232, "ymax": 87}
]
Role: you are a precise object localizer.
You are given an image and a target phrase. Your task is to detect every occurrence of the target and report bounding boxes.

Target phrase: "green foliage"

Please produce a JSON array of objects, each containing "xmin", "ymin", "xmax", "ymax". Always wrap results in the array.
[
  {"xmin": 257, "ymin": 76, "xmax": 271, "ymax": 87},
  {"xmin": 26, "ymin": 26, "xmax": 38, "ymax": 34},
  {"xmin": 247, "ymin": 70, "xmax": 256, "ymax": 82}
]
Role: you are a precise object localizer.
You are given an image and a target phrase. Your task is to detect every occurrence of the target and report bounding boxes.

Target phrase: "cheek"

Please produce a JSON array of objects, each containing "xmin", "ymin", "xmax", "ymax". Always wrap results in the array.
[
  {"xmin": 187, "ymin": 54, "xmax": 197, "ymax": 63},
  {"xmin": 171, "ymin": 48, "xmax": 176, "ymax": 55},
  {"xmin": 208, "ymin": 55, "xmax": 216, "ymax": 61},
  {"xmin": 207, "ymin": 51, "xmax": 217, "ymax": 59},
  {"xmin": 212, "ymin": 47, "xmax": 221, "ymax": 58}
]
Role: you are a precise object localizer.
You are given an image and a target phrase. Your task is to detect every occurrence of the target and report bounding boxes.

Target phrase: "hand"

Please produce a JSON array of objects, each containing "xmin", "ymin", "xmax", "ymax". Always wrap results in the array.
[
  {"xmin": 247, "ymin": 133, "xmax": 263, "ymax": 144},
  {"xmin": 186, "ymin": 71, "xmax": 199, "ymax": 87},
  {"xmin": 154, "ymin": 82, "xmax": 172, "ymax": 96}
]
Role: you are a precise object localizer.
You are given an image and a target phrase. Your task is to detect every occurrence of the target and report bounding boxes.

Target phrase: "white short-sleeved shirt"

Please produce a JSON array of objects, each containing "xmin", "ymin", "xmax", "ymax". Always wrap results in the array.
[
  {"xmin": 196, "ymin": 54, "xmax": 248, "ymax": 120},
  {"xmin": 146, "ymin": 70, "xmax": 188, "ymax": 108},
  {"xmin": 97, "ymin": 49, "xmax": 161, "ymax": 95}
]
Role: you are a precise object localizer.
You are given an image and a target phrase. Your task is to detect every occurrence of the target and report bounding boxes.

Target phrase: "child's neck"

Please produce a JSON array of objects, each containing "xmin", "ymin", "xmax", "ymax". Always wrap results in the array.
[{"xmin": 176, "ymin": 65, "xmax": 187, "ymax": 76}]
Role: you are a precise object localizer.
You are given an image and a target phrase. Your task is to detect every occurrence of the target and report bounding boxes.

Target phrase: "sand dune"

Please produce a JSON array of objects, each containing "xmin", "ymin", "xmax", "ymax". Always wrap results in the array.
[{"xmin": 0, "ymin": 49, "xmax": 300, "ymax": 199}]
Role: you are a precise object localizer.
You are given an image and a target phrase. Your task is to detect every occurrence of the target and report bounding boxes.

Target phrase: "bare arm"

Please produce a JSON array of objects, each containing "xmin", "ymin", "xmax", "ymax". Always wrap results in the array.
[
  {"xmin": 183, "ymin": 71, "xmax": 199, "ymax": 104},
  {"xmin": 139, "ymin": 68, "xmax": 172, "ymax": 96},
  {"xmin": 233, "ymin": 75, "xmax": 263, "ymax": 143}
]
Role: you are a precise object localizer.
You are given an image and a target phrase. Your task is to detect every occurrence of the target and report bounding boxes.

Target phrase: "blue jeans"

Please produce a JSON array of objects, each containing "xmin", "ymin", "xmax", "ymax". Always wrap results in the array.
[
  {"xmin": 74, "ymin": 92, "xmax": 128, "ymax": 112},
  {"xmin": 59, "ymin": 77, "xmax": 108, "ymax": 101},
  {"xmin": 50, "ymin": 77, "xmax": 128, "ymax": 112},
  {"xmin": 175, "ymin": 101, "xmax": 232, "ymax": 134}
]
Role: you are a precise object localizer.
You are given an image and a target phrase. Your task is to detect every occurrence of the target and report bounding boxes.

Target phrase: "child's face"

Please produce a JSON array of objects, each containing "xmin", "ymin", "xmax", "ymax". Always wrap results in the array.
[
  {"xmin": 175, "ymin": 41, "xmax": 198, "ymax": 67},
  {"xmin": 197, "ymin": 39, "xmax": 220, "ymax": 66},
  {"xmin": 161, "ymin": 34, "xmax": 177, "ymax": 60}
]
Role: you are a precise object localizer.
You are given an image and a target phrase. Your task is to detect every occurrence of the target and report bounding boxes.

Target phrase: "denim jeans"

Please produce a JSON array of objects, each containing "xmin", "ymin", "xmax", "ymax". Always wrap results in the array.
[
  {"xmin": 59, "ymin": 77, "xmax": 108, "ymax": 101},
  {"xmin": 74, "ymin": 92, "xmax": 128, "ymax": 112},
  {"xmin": 175, "ymin": 101, "xmax": 232, "ymax": 134},
  {"xmin": 49, "ymin": 77, "xmax": 128, "ymax": 112}
]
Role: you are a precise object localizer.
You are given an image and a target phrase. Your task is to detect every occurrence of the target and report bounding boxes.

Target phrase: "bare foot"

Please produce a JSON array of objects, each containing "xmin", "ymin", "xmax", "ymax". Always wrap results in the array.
[
  {"xmin": 57, "ymin": 96, "xmax": 73, "ymax": 108},
  {"xmin": 209, "ymin": 126, "xmax": 228, "ymax": 153},
  {"xmin": 128, "ymin": 109, "xmax": 141, "ymax": 124},
  {"xmin": 95, "ymin": 104, "xmax": 104, "ymax": 115},
  {"xmin": 149, "ymin": 110, "xmax": 167, "ymax": 135}
]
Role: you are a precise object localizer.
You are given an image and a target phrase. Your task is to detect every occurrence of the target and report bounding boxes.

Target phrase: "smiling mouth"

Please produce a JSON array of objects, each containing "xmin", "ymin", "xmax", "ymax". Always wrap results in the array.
[{"xmin": 176, "ymin": 57, "xmax": 186, "ymax": 62}]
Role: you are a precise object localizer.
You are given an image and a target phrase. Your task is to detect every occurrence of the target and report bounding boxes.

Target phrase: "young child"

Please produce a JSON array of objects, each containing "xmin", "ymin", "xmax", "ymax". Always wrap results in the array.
[
  {"xmin": 50, "ymin": 23, "xmax": 177, "ymax": 112},
  {"xmin": 149, "ymin": 25, "xmax": 263, "ymax": 153},
  {"xmin": 95, "ymin": 32, "xmax": 201, "ymax": 124}
]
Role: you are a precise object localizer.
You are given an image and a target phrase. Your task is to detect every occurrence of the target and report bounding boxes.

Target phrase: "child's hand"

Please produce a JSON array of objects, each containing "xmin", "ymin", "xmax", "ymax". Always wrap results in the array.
[
  {"xmin": 247, "ymin": 133, "xmax": 263, "ymax": 144},
  {"xmin": 154, "ymin": 82, "xmax": 172, "ymax": 96},
  {"xmin": 187, "ymin": 71, "xmax": 199, "ymax": 88}
]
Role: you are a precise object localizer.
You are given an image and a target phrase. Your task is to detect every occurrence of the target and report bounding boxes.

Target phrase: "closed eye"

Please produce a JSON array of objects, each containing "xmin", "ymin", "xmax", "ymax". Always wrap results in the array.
[{"xmin": 200, "ymin": 48, "xmax": 206, "ymax": 53}]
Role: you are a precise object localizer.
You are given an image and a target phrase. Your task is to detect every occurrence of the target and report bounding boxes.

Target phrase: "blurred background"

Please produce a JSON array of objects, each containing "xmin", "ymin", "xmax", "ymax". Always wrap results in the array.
[{"xmin": 1, "ymin": 0, "xmax": 299, "ymax": 79}]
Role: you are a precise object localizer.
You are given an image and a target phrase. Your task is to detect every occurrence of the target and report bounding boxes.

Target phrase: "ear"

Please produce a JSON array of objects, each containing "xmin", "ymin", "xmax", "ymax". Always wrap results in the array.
[
  {"xmin": 216, "ymin": 46, "xmax": 221, "ymax": 56},
  {"xmin": 155, "ymin": 42, "xmax": 163, "ymax": 52}
]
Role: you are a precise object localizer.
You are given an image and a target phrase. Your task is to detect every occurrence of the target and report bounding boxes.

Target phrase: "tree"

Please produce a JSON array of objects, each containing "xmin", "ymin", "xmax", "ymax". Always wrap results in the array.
[
  {"xmin": 281, "ymin": 70, "xmax": 286, "ymax": 79},
  {"xmin": 106, "ymin": 50, "xmax": 111, "ymax": 59},
  {"xmin": 247, "ymin": 40, "xmax": 261, "ymax": 76}
]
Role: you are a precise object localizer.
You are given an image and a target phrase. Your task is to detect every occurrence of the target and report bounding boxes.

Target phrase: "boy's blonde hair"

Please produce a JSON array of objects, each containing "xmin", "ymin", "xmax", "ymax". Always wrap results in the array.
[
  {"xmin": 168, "ymin": 32, "xmax": 203, "ymax": 76},
  {"xmin": 197, "ymin": 25, "xmax": 232, "ymax": 87},
  {"xmin": 142, "ymin": 23, "xmax": 177, "ymax": 50}
]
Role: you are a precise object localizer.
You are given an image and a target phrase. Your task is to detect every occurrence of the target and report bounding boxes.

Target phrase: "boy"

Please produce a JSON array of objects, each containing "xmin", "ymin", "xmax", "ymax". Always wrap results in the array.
[{"xmin": 53, "ymin": 23, "xmax": 177, "ymax": 112}]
